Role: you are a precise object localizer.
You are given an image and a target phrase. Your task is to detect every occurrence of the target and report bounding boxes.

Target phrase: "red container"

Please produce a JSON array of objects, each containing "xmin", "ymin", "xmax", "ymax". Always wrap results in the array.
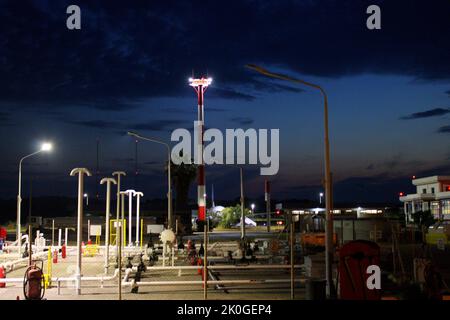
[
  {"xmin": 0, "ymin": 227, "xmax": 7, "ymax": 240},
  {"xmin": 339, "ymin": 240, "xmax": 381, "ymax": 300},
  {"xmin": 0, "ymin": 266, "xmax": 5, "ymax": 288},
  {"xmin": 26, "ymin": 267, "xmax": 43, "ymax": 299}
]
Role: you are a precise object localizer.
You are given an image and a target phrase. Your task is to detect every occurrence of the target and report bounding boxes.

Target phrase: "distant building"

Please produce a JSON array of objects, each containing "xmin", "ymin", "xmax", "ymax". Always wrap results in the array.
[
  {"xmin": 291, "ymin": 207, "xmax": 385, "ymax": 218},
  {"xmin": 399, "ymin": 175, "xmax": 450, "ymax": 223}
]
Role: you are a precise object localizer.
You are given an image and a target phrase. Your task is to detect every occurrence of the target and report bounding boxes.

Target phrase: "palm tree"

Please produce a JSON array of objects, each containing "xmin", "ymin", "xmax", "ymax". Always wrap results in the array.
[{"xmin": 166, "ymin": 153, "xmax": 197, "ymax": 234}]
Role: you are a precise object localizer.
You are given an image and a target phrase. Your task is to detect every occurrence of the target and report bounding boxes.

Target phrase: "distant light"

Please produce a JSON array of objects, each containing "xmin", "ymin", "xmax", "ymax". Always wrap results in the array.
[
  {"xmin": 319, "ymin": 192, "xmax": 324, "ymax": 197},
  {"xmin": 251, "ymin": 203, "xmax": 255, "ymax": 209},
  {"xmin": 399, "ymin": 192, "xmax": 404, "ymax": 197},
  {"xmin": 84, "ymin": 193, "xmax": 88, "ymax": 197},
  {"xmin": 41, "ymin": 142, "xmax": 53, "ymax": 152},
  {"xmin": 412, "ymin": 175, "xmax": 416, "ymax": 179}
]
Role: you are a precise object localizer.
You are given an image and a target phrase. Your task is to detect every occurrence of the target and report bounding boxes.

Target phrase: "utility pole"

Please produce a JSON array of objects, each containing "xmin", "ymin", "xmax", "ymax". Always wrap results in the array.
[
  {"xmin": 135, "ymin": 139, "xmax": 138, "ymax": 189},
  {"xmin": 265, "ymin": 180, "xmax": 271, "ymax": 233}
]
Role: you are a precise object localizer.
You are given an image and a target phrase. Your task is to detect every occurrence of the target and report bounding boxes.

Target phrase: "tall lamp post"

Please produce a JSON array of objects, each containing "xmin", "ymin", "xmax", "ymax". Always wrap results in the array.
[
  {"xmin": 127, "ymin": 131, "xmax": 173, "ymax": 230},
  {"xmin": 189, "ymin": 77, "xmax": 212, "ymax": 227},
  {"xmin": 246, "ymin": 64, "xmax": 335, "ymax": 298},
  {"xmin": 16, "ymin": 142, "xmax": 53, "ymax": 253}
]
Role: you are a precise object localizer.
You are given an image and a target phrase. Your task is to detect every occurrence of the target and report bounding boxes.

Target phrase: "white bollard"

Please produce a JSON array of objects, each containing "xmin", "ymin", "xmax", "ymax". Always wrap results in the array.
[
  {"xmin": 124, "ymin": 190, "xmax": 136, "ymax": 246},
  {"xmin": 58, "ymin": 229, "xmax": 62, "ymax": 247},
  {"xmin": 135, "ymin": 192, "xmax": 144, "ymax": 247}
]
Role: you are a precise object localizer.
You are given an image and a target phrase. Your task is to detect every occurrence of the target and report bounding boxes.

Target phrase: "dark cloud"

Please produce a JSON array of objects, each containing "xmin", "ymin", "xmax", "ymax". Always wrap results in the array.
[
  {"xmin": 209, "ymin": 88, "xmax": 256, "ymax": 101},
  {"xmin": 437, "ymin": 125, "xmax": 450, "ymax": 134},
  {"xmin": 0, "ymin": 111, "xmax": 11, "ymax": 124},
  {"xmin": 110, "ymin": 157, "xmax": 134, "ymax": 165},
  {"xmin": 400, "ymin": 108, "xmax": 450, "ymax": 120},
  {"xmin": 1, "ymin": 0, "xmax": 449, "ymax": 113},
  {"xmin": 143, "ymin": 161, "xmax": 159, "ymax": 165},
  {"xmin": 61, "ymin": 117, "xmax": 189, "ymax": 133},
  {"xmin": 65, "ymin": 119, "xmax": 121, "ymax": 129},
  {"xmin": 230, "ymin": 117, "xmax": 254, "ymax": 126},
  {"xmin": 163, "ymin": 106, "xmax": 226, "ymax": 113},
  {"xmin": 130, "ymin": 120, "xmax": 188, "ymax": 132}
]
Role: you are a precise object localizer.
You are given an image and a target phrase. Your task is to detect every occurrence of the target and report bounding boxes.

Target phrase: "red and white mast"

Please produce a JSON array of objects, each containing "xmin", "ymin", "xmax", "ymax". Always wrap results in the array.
[{"xmin": 189, "ymin": 77, "xmax": 212, "ymax": 223}]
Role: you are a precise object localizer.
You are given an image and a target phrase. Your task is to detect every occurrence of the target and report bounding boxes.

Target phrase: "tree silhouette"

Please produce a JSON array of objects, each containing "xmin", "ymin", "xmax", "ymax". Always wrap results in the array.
[{"xmin": 167, "ymin": 152, "xmax": 197, "ymax": 234}]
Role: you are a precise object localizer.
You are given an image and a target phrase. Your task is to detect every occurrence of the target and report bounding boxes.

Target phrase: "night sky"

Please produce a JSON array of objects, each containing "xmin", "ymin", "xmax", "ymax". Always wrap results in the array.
[{"xmin": 0, "ymin": 0, "xmax": 449, "ymax": 204}]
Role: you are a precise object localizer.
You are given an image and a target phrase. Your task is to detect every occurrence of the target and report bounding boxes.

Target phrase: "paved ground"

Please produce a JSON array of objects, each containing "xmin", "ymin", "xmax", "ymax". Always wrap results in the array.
[{"xmin": 1, "ymin": 246, "xmax": 305, "ymax": 300}]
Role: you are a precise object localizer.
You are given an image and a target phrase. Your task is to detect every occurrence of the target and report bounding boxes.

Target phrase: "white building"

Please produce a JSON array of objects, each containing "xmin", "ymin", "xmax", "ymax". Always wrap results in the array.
[{"xmin": 399, "ymin": 175, "xmax": 450, "ymax": 223}]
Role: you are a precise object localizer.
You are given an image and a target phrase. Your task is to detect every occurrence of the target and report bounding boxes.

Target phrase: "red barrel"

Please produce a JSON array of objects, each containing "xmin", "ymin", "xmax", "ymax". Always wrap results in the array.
[
  {"xmin": 0, "ymin": 266, "xmax": 5, "ymax": 288},
  {"xmin": 52, "ymin": 250, "xmax": 58, "ymax": 264},
  {"xmin": 61, "ymin": 244, "xmax": 66, "ymax": 259}
]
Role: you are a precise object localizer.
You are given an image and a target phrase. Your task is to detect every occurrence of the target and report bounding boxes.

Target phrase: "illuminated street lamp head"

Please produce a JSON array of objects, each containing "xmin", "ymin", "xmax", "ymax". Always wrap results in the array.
[
  {"xmin": 189, "ymin": 77, "xmax": 212, "ymax": 88},
  {"xmin": 41, "ymin": 142, "xmax": 53, "ymax": 152},
  {"xmin": 319, "ymin": 192, "xmax": 324, "ymax": 197}
]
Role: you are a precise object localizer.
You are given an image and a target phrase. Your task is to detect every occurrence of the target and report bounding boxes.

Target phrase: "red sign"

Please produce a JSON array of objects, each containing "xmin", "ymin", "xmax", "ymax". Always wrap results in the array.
[{"xmin": 0, "ymin": 227, "xmax": 7, "ymax": 240}]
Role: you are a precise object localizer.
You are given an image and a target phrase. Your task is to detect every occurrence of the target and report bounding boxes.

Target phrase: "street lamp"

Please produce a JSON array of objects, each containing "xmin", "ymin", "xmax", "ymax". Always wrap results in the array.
[
  {"xmin": 319, "ymin": 192, "xmax": 324, "ymax": 205},
  {"xmin": 84, "ymin": 193, "xmax": 89, "ymax": 206},
  {"xmin": 127, "ymin": 131, "xmax": 173, "ymax": 230},
  {"xmin": 245, "ymin": 64, "xmax": 335, "ymax": 298},
  {"xmin": 251, "ymin": 203, "xmax": 255, "ymax": 213},
  {"xmin": 16, "ymin": 142, "xmax": 53, "ymax": 253}
]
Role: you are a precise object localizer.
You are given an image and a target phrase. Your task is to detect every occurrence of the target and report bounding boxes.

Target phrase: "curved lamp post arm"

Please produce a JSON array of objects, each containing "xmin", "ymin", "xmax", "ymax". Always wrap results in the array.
[
  {"xmin": 19, "ymin": 150, "xmax": 44, "ymax": 166},
  {"xmin": 127, "ymin": 131, "xmax": 170, "ymax": 154},
  {"xmin": 127, "ymin": 131, "xmax": 173, "ymax": 230},
  {"xmin": 245, "ymin": 64, "xmax": 326, "ymax": 95}
]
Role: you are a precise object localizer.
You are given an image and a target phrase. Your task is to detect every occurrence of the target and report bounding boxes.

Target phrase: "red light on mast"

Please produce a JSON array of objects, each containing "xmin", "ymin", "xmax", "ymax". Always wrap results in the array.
[{"xmin": 399, "ymin": 192, "xmax": 404, "ymax": 197}]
